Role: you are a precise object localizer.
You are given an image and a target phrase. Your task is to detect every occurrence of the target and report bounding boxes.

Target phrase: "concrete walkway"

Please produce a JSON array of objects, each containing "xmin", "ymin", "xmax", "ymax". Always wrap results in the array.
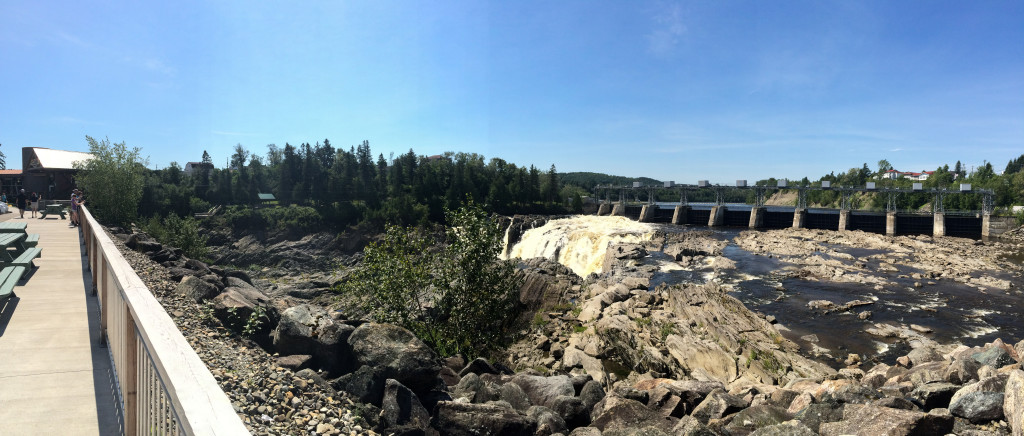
[{"xmin": 0, "ymin": 211, "xmax": 121, "ymax": 435}]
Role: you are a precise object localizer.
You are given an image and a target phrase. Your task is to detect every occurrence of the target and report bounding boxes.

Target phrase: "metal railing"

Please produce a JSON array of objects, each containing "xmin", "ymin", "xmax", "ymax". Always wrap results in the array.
[{"xmin": 81, "ymin": 206, "xmax": 249, "ymax": 436}]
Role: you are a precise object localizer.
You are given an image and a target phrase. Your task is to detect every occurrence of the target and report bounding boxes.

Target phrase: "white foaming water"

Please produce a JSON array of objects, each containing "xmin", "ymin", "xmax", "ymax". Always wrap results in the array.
[{"xmin": 505, "ymin": 216, "xmax": 655, "ymax": 277}]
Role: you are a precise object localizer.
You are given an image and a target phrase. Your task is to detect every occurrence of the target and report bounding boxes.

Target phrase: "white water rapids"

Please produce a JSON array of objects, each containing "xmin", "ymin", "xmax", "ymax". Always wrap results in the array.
[{"xmin": 504, "ymin": 216, "xmax": 656, "ymax": 277}]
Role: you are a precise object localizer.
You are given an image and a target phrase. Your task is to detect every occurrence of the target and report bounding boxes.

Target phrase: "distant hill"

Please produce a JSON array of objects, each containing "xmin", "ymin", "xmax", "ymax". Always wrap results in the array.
[{"xmin": 559, "ymin": 172, "xmax": 662, "ymax": 190}]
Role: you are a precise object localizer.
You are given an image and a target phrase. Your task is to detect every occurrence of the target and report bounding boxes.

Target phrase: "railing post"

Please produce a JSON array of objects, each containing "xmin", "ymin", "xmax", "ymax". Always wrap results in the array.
[
  {"xmin": 125, "ymin": 312, "xmax": 139, "ymax": 436},
  {"xmin": 99, "ymin": 260, "xmax": 108, "ymax": 347}
]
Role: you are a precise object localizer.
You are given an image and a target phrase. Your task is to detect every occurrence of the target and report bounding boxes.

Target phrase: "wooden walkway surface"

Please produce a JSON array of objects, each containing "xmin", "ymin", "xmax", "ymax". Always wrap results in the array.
[{"xmin": 0, "ymin": 212, "xmax": 121, "ymax": 435}]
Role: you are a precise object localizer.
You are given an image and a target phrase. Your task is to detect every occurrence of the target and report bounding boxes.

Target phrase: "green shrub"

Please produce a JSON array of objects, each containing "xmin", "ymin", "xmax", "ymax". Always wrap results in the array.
[
  {"xmin": 143, "ymin": 213, "xmax": 209, "ymax": 259},
  {"xmin": 337, "ymin": 201, "xmax": 522, "ymax": 358}
]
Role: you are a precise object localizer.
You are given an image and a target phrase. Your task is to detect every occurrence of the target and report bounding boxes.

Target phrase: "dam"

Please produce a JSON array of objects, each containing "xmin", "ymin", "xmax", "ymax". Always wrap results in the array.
[{"xmin": 594, "ymin": 182, "xmax": 1013, "ymax": 238}]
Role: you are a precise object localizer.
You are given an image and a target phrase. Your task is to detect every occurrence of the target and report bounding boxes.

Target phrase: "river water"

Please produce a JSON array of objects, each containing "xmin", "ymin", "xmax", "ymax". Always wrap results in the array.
[{"xmin": 508, "ymin": 216, "xmax": 1024, "ymax": 368}]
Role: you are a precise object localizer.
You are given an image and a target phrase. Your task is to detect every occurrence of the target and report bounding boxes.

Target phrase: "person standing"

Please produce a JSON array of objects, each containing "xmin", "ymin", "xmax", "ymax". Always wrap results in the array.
[
  {"xmin": 30, "ymin": 191, "xmax": 39, "ymax": 218},
  {"xmin": 16, "ymin": 189, "xmax": 27, "ymax": 219},
  {"xmin": 69, "ymin": 190, "xmax": 79, "ymax": 226}
]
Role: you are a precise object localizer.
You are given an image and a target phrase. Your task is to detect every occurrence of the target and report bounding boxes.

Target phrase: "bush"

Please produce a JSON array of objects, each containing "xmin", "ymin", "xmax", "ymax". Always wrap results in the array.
[
  {"xmin": 75, "ymin": 136, "xmax": 147, "ymax": 228},
  {"xmin": 218, "ymin": 205, "xmax": 322, "ymax": 236},
  {"xmin": 143, "ymin": 213, "xmax": 209, "ymax": 259},
  {"xmin": 337, "ymin": 201, "xmax": 523, "ymax": 358}
]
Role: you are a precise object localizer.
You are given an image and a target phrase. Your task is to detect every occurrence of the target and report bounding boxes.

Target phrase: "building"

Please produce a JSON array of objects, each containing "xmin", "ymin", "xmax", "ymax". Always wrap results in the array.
[
  {"xmin": 21, "ymin": 147, "xmax": 94, "ymax": 200},
  {"xmin": 878, "ymin": 169, "xmax": 933, "ymax": 181},
  {"xmin": 184, "ymin": 161, "xmax": 214, "ymax": 177},
  {"xmin": 0, "ymin": 169, "xmax": 23, "ymax": 196}
]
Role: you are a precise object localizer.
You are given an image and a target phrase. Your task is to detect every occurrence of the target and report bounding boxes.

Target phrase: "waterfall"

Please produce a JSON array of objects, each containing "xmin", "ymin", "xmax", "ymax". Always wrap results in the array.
[{"xmin": 504, "ymin": 216, "xmax": 655, "ymax": 277}]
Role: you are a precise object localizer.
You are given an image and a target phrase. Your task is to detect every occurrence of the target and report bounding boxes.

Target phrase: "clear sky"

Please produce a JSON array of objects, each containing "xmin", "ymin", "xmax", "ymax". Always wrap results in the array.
[{"xmin": 2, "ymin": 1, "xmax": 1022, "ymax": 183}]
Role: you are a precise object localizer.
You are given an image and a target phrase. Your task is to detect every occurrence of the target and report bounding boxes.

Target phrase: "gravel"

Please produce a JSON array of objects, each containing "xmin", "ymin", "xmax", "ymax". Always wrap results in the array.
[{"xmin": 107, "ymin": 229, "xmax": 378, "ymax": 435}]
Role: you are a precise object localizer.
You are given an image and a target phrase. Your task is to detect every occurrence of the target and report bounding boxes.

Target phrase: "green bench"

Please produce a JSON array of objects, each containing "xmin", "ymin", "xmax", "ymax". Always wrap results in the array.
[
  {"xmin": 0, "ymin": 265, "xmax": 25, "ymax": 301},
  {"xmin": 39, "ymin": 204, "xmax": 66, "ymax": 219},
  {"xmin": 11, "ymin": 247, "xmax": 42, "ymax": 270},
  {"xmin": 0, "ymin": 221, "xmax": 27, "ymax": 233},
  {"xmin": 24, "ymin": 234, "xmax": 39, "ymax": 248}
]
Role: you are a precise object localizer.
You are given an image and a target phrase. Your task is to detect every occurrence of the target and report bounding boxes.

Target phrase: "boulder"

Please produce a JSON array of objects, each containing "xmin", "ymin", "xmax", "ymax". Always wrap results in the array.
[
  {"xmin": 907, "ymin": 347, "xmax": 942, "ymax": 366},
  {"xmin": 672, "ymin": 416, "xmax": 716, "ymax": 436},
  {"xmin": 579, "ymin": 380, "xmax": 606, "ymax": 410},
  {"xmin": 723, "ymin": 404, "xmax": 793, "ymax": 435},
  {"xmin": 950, "ymin": 392, "xmax": 1005, "ymax": 423},
  {"xmin": 818, "ymin": 404, "xmax": 953, "ymax": 436},
  {"xmin": 794, "ymin": 402, "xmax": 844, "ymax": 432},
  {"xmin": 527, "ymin": 406, "xmax": 567, "ymax": 436},
  {"xmin": 951, "ymin": 374, "xmax": 1010, "ymax": 406},
  {"xmin": 944, "ymin": 357, "xmax": 982, "ymax": 385},
  {"xmin": 211, "ymin": 287, "xmax": 274, "ymax": 333},
  {"xmin": 460, "ymin": 357, "xmax": 500, "ymax": 377},
  {"xmin": 222, "ymin": 268, "xmax": 252, "ymax": 284},
  {"xmin": 431, "ymin": 401, "xmax": 537, "ymax": 436},
  {"xmin": 348, "ymin": 323, "xmax": 441, "ymax": 394},
  {"xmin": 872, "ymin": 397, "xmax": 917, "ymax": 411},
  {"xmin": 568, "ymin": 427, "xmax": 603, "ymax": 436},
  {"xmin": 910, "ymin": 382, "xmax": 959, "ymax": 411},
  {"xmin": 691, "ymin": 388, "xmax": 748, "ymax": 424},
  {"xmin": 332, "ymin": 365, "xmax": 386, "ymax": 405},
  {"xmin": 275, "ymin": 354, "xmax": 313, "ymax": 372},
  {"xmin": 589, "ymin": 395, "xmax": 675, "ymax": 433},
  {"xmin": 670, "ymin": 380, "xmax": 726, "ymax": 412},
  {"xmin": 381, "ymin": 379, "xmax": 431, "ymax": 430},
  {"xmin": 1004, "ymin": 369, "xmax": 1024, "ymax": 436},
  {"xmin": 176, "ymin": 275, "xmax": 220, "ymax": 302},
  {"xmin": 184, "ymin": 258, "xmax": 212, "ymax": 275},
  {"xmin": 551, "ymin": 395, "xmax": 590, "ymax": 429},
  {"xmin": 271, "ymin": 304, "xmax": 355, "ymax": 374},
  {"xmin": 973, "ymin": 346, "xmax": 1015, "ymax": 369},
  {"xmin": 510, "ymin": 374, "xmax": 575, "ymax": 409},
  {"xmin": 500, "ymin": 382, "xmax": 532, "ymax": 412},
  {"xmin": 225, "ymin": 276, "xmax": 257, "ymax": 290},
  {"xmin": 748, "ymin": 421, "xmax": 817, "ymax": 436}
]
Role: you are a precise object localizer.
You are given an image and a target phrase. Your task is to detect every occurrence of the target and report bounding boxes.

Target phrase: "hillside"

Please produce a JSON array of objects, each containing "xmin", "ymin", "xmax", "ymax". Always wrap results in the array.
[{"xmin": 560, "ymin": 172, "xmax": 661, "ymax": 190}]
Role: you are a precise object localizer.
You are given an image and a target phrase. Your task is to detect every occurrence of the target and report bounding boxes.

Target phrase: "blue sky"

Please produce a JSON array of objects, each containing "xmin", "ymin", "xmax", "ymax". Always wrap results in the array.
[{"xmin": 2, "ymin": 1, "xmax": 1022, "ymax": 183}]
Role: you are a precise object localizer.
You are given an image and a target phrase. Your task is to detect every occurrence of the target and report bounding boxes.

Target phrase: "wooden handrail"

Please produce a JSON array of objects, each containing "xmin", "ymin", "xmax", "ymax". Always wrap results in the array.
[{"xmin": 81, "ymin": 206, "xmax": 250, "ymax": 435}]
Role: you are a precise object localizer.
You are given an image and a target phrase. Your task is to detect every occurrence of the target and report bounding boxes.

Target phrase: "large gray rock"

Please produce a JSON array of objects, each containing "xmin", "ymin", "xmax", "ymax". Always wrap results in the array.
[
  {"xmin": 332, "ymin": 365, "xmax": 386, "ymax": 405},
  {"xmin": 551, "ymin": 395, "xmax": 589, "ymax": 429},
  {"xmin": 672, "ymin": 416, "xmax": 716, "ymax": 436},
  {"xmin": 176, "ymin": 275, "xmax": 220, "ymax": 302},
  {"xmin": 510, "ymin": 374, "xmax": 575, "ymax": 409},
  {"xmin": 818, "ymin": 404, "xmax": 953, "ymax": 436},
  {"xmin": 973, "ymin": 346, "xmax": 1015, "ymax": 369},
  {"xmin": 527, "ymin": 406, "xmax": 567, "ymax": 436},
  {"xmin": 211, "ymin": 286, "xmax": 274, "ymax": 333},
  {"xmin": 907, "ymin": 347, "xmax": 943, "ymax": 366},
  {"xmin": 950, "ymin": 392, "xmax": 1005, "ymax": 423},
  {"xmin": 579, "ymin": 380, "xmax": 606, "ymax": 410},
  {"xmin": 910, "ymin": 382, "xmax": 959, "ymax": 411},
  {"xmin": 381, "ymin": 379, "xmax": 430, "ymax": 430},
  {"xmin": 669, "ymin": 380, "xmax": 726, "ymax": 412},
  {"xmin": 431, "ymin": 401, "xmax": 537, "ymax": 436},
  {"xmin": 944, "ymin": 357, "xmax": 982, "ymax": 385},
  {"xmin": 723, "ymin": 404, "xmax": 793, "ymax": 435},
  {"xmin": 348, "ymin": 323, "xmax": 441, "ymax": 394},
  {"xmin": 794, "ymin": 402, "xmax": 845, "ymax": 432},
  {"xmin": 500, "ymin": 382, "xmax": 532, "ymax": 412},
  {"xmin": 748, "ymin": 421, "xmax": 817, "ymax": 436},
  {"xmin": 690, "ymin": 388, "xmax": 748, "ymax": 424},
  {"xmin": 589, "ymin": 395, "xmax": 675, "ymax": 433},
  {"xmin": 272, "ymin": 304, "xmax": 355, "ymax": 374},
  {"xmin": 1004, "ymin": 369, "xmax": 1024, "ymax": 436},
  {"xmin": 951, "ymin": 374, "xmax": 1010, "ymax": 406}
]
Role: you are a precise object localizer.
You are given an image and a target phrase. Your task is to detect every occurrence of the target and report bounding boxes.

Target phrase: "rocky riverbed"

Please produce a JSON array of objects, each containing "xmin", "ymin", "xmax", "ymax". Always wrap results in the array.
[{"xmin": 109, "ymin": 214, "xmax": 1024, "ymax": 435}]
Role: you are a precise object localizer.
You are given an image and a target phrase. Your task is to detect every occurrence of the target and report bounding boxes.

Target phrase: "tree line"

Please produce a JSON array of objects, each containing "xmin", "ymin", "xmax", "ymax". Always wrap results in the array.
[{"xmin": 139, "ymin": 140, "xmax": 585, "ymax": 230}]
